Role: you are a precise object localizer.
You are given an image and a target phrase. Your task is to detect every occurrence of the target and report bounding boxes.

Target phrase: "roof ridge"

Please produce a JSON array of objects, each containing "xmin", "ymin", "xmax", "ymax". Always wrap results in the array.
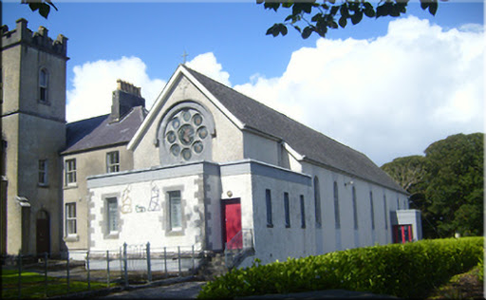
[
  {"xmin": 67, "ymin": 113, "xmax": 109, "ymax": 126},
  {"xmin": 184, "ymin": 65, "xmax": 367, "ymax": 160}
]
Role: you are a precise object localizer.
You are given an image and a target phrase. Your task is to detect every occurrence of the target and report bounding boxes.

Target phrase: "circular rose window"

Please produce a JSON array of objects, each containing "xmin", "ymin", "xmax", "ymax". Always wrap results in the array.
[{"xmin": 164, "ymin": 108, "xmax": 209, "ymax": 161}]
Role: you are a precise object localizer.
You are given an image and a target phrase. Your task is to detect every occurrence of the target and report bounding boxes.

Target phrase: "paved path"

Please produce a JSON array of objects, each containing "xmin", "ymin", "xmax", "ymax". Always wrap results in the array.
[{"xmin": 98, "ymin": 281, "xmax": 206, "ymax": 299}]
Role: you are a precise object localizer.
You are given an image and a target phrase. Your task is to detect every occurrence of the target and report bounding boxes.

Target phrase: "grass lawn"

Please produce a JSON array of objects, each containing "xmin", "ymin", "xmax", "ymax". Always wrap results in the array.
[
  {"xmin": 1, "ymin": 269, "xmax": 107, "ymax": 299},
  {"xmin": 426, "ymin": 266, "xmax": 484, "ymax": 299}
]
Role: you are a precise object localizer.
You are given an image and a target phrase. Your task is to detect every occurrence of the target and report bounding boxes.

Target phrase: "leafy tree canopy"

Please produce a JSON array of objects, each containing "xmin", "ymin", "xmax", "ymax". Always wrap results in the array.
[
  {"xmin": 382, "ymin": 133, "xmax": 484, "ymax": 239},
  {"xmin": 258, "ymin": 0, "xmax": 443, "ymax": 39},
  {"xmin": 21, "ymin": 0, "xmax": 57, "ymax": 19}
]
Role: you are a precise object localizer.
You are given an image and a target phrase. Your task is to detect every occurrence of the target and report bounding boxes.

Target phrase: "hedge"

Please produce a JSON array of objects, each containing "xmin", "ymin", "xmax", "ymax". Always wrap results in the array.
[{"xmin": 198, "ymin": 237, "xmax": 484, "ymax": 299}]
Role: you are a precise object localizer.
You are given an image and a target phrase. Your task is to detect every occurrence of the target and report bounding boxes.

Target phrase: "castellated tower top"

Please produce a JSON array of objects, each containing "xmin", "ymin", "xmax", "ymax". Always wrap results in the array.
[{"xmin": 1, "ymin": 18, "xmax": 68, "ymax": 57}]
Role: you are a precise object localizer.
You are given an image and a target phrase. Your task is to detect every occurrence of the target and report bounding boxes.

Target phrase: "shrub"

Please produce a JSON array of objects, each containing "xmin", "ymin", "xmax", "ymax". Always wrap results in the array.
[{"xmin": 198, "ymin": 237, "xmax": 483, "ymax": 299}]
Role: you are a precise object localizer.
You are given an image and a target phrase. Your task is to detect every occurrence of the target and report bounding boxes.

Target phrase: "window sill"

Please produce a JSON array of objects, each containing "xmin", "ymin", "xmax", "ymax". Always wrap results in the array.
[
  {"xmin": 64, "ymin": 235, "xmax": 79, "ymax": 242},
  {"xmin": 38, "ymin": 183, "xmax": 49, "ymax": 188},
  {"xmin": 105, "ymin": 232, "xmax": 119, "ymax": 239},
  {"xmin": 266, "ymin": 224, "xmax": 274, "ymax": 228},
  {"xmin": 64, "ymin": 184, "xmax": 78, "ymax": 190}
]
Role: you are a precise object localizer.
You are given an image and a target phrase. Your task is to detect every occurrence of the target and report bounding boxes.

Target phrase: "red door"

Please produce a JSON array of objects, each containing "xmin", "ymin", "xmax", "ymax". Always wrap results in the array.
[{"xmin": 222, "ymin": 199, "xmax": 242, "ymax": 250}]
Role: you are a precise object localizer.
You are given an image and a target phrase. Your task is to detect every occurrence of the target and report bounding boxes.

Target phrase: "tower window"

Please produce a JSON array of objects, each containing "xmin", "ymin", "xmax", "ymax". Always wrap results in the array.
[
  {"xmin": 38, "ymin": 159, "xmax": 48, "ymax": 186},
  {"xmin": 39, "ymin": 68, "xmax": 48, "ymax": 103}
]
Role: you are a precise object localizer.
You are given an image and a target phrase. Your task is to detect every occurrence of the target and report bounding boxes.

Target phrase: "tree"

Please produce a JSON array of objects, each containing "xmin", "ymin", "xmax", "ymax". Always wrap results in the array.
[
  {"xmin": 381, "ymin": 155, "xmax": 428, "ymax": 192},
  {"xmin": 21, "ymin": 0, "xmax": 57, "ymax": 19},
  {"xmin": 423, "ymin": 133, "xmax": 484, "ymax": 237},
  {"xmin": 258, "ymin": 0, "xmax": 443, "ymax": 39},
  {"xmin": 381, "ymin": 133, "xmax": 484, "ymax": 239}
]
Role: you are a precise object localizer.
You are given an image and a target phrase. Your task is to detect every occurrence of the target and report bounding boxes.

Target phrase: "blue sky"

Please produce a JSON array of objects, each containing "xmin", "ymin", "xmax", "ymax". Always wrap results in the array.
[{"xmin": 3, "ymin": 1, "xmax": 484, "ymax": 166}]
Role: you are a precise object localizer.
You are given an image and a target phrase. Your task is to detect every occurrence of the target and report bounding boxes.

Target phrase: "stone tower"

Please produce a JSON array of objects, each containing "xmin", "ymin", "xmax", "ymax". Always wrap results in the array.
[{"xmin": 1, "ymin": 19, "xmax": 68, "ymax": 256}]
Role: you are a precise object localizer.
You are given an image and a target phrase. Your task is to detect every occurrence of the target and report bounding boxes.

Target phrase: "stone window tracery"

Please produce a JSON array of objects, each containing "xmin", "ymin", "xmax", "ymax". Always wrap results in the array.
[{"xmin": 158, "ymin": 102, "xmax": 214, "ymax": 165}]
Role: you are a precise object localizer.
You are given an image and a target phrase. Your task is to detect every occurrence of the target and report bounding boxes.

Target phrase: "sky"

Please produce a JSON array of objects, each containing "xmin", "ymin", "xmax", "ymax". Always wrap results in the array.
[{"xmin": 2, "ymin": 0, "xmax": 485, "ymax": 166}]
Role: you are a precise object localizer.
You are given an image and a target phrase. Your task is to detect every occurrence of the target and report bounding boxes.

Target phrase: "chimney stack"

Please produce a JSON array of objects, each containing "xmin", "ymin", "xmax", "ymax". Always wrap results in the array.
[{"xmin": 111, "ymin": 79, "xmax": 145, "ymax": 122}]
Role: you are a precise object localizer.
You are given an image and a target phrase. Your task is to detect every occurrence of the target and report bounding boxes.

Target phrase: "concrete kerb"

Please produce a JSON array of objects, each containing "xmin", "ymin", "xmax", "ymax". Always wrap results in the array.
[{"xmin": 47, "ymin": 275, "xmax": 198, "ymax": 299}]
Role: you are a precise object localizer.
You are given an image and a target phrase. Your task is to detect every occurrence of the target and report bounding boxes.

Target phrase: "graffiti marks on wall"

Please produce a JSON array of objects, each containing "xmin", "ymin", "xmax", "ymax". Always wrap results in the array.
[
  {"xmin": 121, "ymin": 185, "xmax": 133, "ymax": 214},
  {"xmin": 136, "ymin": 205, "xmax": 146, "ymax": 213},
  {"xmin": 148, "ymin": 182, "xmax": 161, "ymax": 212}
]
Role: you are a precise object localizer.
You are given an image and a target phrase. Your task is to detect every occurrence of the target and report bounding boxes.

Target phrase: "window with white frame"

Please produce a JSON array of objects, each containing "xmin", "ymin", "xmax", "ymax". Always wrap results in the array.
[
  {"xmin": 39, "ymin": 68, "xmax": 48, "ymax": 103},
  {"xmin": 65, "ymin": 202, "xmax": 77, "ymax": 235},
  {"xmin": 265, "ymin": 189, "xmax": 273, "ymax": 227},
  {"xmin": 38, "ymin": 159, "xmax": 48, "ymax": 185},
  {"xmin": 333, "ymin": 181, "xmax": 340, "ymax": 229},
  {"xmin": 106, "ymin": 151, "xmax": 120, "ymax": 173},
  {"xmin": 65, "ymin": 159, "xmax": 76, "ymax": 185},
  {"xmin": 107, "ymin": 197, "xmax": 118, "ymax": 233},
  {"xmin": 284, "ymin": 192, "xmax": 290, "ymax": 228},
  {"xmin": 169, "ymin": 191, "xmax": 182, "ymax": 230}
]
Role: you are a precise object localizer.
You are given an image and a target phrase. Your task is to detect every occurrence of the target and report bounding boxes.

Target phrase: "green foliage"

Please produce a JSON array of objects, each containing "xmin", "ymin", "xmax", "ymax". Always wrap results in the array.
[
  {"xmin": 257, "ymin": 0, "xmax": 441, "ymax": 39},
  {"xmin": 382, "ymin": 133, "xmax": 484, "ymax": 239},
  {"xmin": 198, "ymin": 237, "xmax": 484, "ymax": 299},
  {"xmin": 21, "ymin": 0, "xmax": 58, "ymax": 19}
]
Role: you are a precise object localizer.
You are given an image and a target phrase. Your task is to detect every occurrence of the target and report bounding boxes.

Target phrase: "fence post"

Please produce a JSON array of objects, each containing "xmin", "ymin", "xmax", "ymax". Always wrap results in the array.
[
  {"xmin": 146, "ymin": 242, "xmax": 152, "ymax": 283},
  {"xmin": 123, "ymin": 242, "xmax": 128, "ymax": 288},
  {"xmin": 164, "ymin": 247, "xmax": 167, "ymax": 278},
  {"xmin": 106, "ymin": 250, "xmax": 110, "ymax": 288},
  {"xmin": 17, "ymin": 250, "xmax": 21, "ymax": 300},
  {"xmin": 192, "ymin": 245, "xmax": 195, "ymax": 274},
  {"xmin": 86, "ymin": 251, "xmax": 91, "ymax": 291},
  {"xmin": 178, "ymin": 246, "xmax": 181, "ymax": 277},
  {"xmin": 44, "ymin": 252, "xmax": 48, "ymax": 297},
  {"xmin": 66, "ymin": 251, "xmax": 70, "ymax": 293}
]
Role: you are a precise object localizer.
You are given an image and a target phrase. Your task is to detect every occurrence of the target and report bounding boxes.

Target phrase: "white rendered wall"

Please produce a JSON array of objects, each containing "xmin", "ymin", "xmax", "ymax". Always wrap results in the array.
[{"xmin": 87, "ymin": 170, "xmax": 205, "ymax": 252}]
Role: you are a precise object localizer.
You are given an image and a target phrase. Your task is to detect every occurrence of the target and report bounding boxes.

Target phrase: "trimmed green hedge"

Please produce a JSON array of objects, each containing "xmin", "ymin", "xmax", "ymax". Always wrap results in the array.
[{"xmin": 198, "ymin": 237, "xmax": 484, "ymax": 299}]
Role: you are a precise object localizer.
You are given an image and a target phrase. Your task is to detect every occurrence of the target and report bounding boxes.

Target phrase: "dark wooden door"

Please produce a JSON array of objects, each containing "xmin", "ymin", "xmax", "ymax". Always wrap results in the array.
[
  {"xmin": 222, "ymin": 199, "xmax": 242, "ymax": 250},
  {"xmin": 36, "ymin": 211, "xmax": 50, "ymax": 255}
]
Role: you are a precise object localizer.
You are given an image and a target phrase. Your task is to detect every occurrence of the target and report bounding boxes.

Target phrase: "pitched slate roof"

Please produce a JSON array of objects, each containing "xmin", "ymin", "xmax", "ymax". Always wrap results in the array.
[
  {"xmin": 62, "ymin": 106, "xmax": 146, "ymax": 155},
  {"xmin": 184, "ymin": 66, "xmax": 405, "ymax": 193}
]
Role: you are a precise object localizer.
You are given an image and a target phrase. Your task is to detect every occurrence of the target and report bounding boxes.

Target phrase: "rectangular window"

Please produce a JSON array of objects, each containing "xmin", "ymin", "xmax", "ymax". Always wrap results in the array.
[
  {"xmin": 352, "ymin": 187, "xmax": 358, "ymax": 230},
  {"xmin": 383, "ymin": 195, "xmax": 388, "ymax": 229},
  {"xmin": 314, "ymin": 177, "xmax": 322, "ymax": 228},
  {"xmin": 284, "ymin": 192, "xmax": 290, "ymax": 228},
  {"xmin": 65, "ymin": 203, "xmax": 77, "ymax": 235},
  {"xmin": 265, "ymin": 189, "xmax": 273, "ymax": 227},
  {"xmin": 65, "ymin": 159, "xmax": 77, "ymax": 185},
  {"xmin": 370, "ymin": 191, "xmax": 375, "ymax": 230},
  {"xmin": 106, "ymin": 151, "xmax": 120, "ymax": 173},
  {"xmin": 300, "ymin": 195, "xmax": 306, "ymax": 228},
  {"xmin": 334, "ymin": 182, "xmax": 340, "ymax": 229},
  {"xmin": 169, "ymin": 191, "xmax": 182, "ymax": 230},
  {"xmin": 107, "ymin": 197, "xmax": 118, "ymax": 233},
  {"xmin": 39, "ymin": 69, "xmax": 48, "ymax": 103},
  {"xmin": 38, "ymin": 159, "xmax": 48, "ymax": 185}
]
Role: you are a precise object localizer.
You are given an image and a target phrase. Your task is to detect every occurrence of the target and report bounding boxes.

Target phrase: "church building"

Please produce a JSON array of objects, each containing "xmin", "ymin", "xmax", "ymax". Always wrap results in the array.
[{"xmin": 1, "ymin": 20, "xmax": 421, "ymax": 266}]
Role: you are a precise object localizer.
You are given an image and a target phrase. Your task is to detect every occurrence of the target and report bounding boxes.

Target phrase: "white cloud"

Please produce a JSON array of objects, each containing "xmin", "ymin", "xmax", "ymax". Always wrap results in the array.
[
  {"xmin": 234, "ymin": 16, "xmax": 484, "ymax": 166},
  {"xmin": 67, "ymin": 56, "xmax": 166, "ymax": 122},
  {"xmin": 186, "ymin": 52, "xmax": 231, "ymax": 86}
]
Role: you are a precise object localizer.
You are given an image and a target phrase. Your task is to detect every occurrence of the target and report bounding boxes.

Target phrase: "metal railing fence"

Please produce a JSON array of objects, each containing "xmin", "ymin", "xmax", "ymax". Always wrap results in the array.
[{"xmin": 1, "ymin": 242, "xmax": 202, "ymax": 299}]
